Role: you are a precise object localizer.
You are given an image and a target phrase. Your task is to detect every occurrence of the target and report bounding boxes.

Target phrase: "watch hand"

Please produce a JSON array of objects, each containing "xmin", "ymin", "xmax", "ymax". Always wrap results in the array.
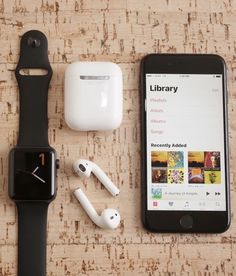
[
  {"xmin": 17, "ymin": 169, "xmax": 32, "ymax": 175},
  {"xmin": 18, "ymin": 168, "xmax": 45, "ymax": 183},
  {"xmin": 32, "ymin": 166, "xmax": 46, "ymax": 183},
  {"xmin": 32, "ymin": 166, "xmax": 39, "ymax": 174},
  {"xmin": 32, "ymin": 173, "xmax": 45, "ymax": 183}
]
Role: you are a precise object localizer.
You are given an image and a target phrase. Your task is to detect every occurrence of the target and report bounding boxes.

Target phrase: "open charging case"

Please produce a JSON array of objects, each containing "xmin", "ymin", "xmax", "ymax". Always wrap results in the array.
[{"xmin": 64, "ymin": 61, "xmax": 123, "ymax": 131}]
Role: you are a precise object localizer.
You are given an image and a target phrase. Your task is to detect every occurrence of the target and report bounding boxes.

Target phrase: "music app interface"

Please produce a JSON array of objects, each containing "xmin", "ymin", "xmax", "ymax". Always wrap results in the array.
[{"xmin": 146, "ymin": 74, "xmax": 226, "ymax": 211}]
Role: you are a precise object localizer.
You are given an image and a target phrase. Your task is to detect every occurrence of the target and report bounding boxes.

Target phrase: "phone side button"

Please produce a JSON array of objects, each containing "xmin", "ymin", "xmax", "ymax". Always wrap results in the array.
[{"xmin": 180, "ymin": 215, "xmax": 193, "ymax": 229}]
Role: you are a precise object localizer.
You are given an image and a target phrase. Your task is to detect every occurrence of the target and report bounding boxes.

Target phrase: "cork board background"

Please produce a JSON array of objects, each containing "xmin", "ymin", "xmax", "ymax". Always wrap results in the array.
[{"xmin": 0, "ymin": 0, "xmax": 236, "ymax": 275}]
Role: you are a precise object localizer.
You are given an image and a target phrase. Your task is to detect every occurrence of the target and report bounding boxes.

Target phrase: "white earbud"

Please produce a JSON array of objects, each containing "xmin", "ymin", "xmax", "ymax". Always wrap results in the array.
[
  {"xmin": 74, "ymin": 188, "xmax": 120, "ymax": 229},
  {"xmin": 73, "ymin": 159, "xmax": 120, "ymax": 197}
]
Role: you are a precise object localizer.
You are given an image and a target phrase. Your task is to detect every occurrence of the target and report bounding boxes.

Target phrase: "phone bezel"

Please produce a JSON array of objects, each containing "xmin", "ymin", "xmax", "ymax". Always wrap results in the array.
[{"xmin": 140, "ymin": 54, "xmax": 230, "ymax": 233}]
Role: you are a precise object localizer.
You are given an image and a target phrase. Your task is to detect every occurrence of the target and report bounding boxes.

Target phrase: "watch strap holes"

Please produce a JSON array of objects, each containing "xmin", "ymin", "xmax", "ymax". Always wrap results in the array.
[{"xmin": 19, "ymin": 68, "xmax": 48, "ymax": 76}]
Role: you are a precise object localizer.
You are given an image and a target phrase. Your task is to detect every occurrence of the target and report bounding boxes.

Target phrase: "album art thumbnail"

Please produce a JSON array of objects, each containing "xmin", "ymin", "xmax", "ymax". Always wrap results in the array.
[
  {"xmin": 151, "ymin": 186, "xmax": 162, "ymax": 199},
  {"xmin": 151, "ymin": 151, "xmax": 167, "ymax": 167},
  {"xmin": 167, "ymin": 169, "xmax": 184, "ymax": 184},
  {"xmin": 204, "ymin": 171, "xmax": 221, "ymax": 184},
  {"xmin": 188, "ymin": 168, "xmax": 204, "ymax": 183},
  {"xmin": 152, "ymin": 168, "xmax": 167, "ymax": 183},
  {"xmin": 188, "ymin": 151, "xmax": 204, "ymax": 167},
  {"xmin": 204, "ymin": 152, "xmax": 221, "ymax": 170},
  {"xmin": 167, "ymin": 151, "xmax": 184, "ymax": 168}
]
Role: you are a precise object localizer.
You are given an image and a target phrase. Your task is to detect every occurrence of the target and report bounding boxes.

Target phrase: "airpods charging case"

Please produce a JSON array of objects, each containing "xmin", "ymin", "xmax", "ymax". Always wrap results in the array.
[{"xmin": 64, "ymin": 61, "xmax": 123, "ymax": 131}]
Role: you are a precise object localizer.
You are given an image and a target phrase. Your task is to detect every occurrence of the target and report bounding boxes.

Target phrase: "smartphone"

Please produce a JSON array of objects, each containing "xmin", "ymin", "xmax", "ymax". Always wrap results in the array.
[{"xmin": 140, "ymin": 54, "xmax": 230, "ymax": 233}]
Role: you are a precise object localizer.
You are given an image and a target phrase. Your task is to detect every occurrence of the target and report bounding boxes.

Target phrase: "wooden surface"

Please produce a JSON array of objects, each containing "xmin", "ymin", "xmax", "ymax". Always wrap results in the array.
[{"xmin": 0, "ymin": 0, "xmax": 236, "ymax": 275}]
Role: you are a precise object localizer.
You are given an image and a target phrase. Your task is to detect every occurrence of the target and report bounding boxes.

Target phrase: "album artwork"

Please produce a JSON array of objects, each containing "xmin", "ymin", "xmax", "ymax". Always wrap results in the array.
[
  {"xmin": 188, "ymin": 151, "xmax": 221, "ymax": 184},
  {"xmin": 167, "ymin": 151, "xmax": 184, "ymax": 168},
  {"xmin": 188, "ymin": 168, "xmax": 204, "ymax": 183},
  {"xmin": 204, "ymin": 170, "xmax": 221, "ymax": 184},
  {"xmin": 151, "ymin": 151, "xmax": 184, "ymax": 184},
  {"xmin": 204, "ymin": 152, "xmax": 221, "ymax": 170},
  {"xmin": 188, "ymin": 151, "xmax": 204, "ymax": 167},
  {"xmin": 167, "ymin": 169, "xmax": 184, "ymax": 184},
  {"xmin": 151, "ymin": 151, "xmax": 167, "ymax": 167},
  {"xmin": 152, "ymin": 168, "xmax": 167, "ymax": 183},
  {"xmin": 151, "ymin": 186, "xmax": 162, "ymax": 199}
]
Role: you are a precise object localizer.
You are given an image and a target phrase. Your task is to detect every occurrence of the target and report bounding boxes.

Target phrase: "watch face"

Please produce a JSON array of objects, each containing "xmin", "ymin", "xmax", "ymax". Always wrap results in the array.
[{"xmin": 9, "ymin": 148, "xmax": 56, "ymax": 200}]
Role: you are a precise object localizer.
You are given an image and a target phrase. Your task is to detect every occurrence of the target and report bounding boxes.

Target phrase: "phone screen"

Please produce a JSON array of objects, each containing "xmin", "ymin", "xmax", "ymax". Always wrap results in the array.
[{"xmin": 146, "ymin": 74, "xmax": 226, "ymax": 211}]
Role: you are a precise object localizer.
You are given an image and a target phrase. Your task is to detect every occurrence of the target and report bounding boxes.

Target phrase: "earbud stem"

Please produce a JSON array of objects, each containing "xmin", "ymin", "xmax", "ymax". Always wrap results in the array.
[
  {"xmin": 74, "ymin": 188, "xmax": 102, "ymax": 227},
  {"xmin": 92, "ymin": 164, "xmax": 120, "ymax": 196}
]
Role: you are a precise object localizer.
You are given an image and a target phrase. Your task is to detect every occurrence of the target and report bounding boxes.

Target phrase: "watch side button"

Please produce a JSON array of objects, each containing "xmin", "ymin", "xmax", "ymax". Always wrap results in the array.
[{"xmin": 55, "ymin": 159, "xmax": 60, "ymax": 169}]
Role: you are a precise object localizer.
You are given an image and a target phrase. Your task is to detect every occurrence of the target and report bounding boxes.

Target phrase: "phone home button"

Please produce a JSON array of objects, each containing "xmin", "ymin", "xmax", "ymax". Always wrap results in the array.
[{"xmin": 180, "ymin": 215, "xmax": 193, "ymax": 229}]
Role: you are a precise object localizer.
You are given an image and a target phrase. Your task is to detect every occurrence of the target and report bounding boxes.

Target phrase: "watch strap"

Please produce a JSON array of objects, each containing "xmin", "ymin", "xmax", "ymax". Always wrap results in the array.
[
  {"xmin": 16, "ymin": 202, "xmax": 49, "ymax": 276},
  {"xmin": 15, "ymin": 30, "xmax": 52, "ymax": 147}
]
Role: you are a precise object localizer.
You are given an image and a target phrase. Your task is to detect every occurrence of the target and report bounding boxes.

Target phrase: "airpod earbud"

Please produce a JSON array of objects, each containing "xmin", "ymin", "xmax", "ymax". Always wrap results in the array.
[
  {"xmin": 74, "ymin": 188, "xmax": 121, "ymax": 229},
  {"xmin": 73, "ymin": 159, "xmax": 120, "ymax": 197},
  {"xmin": 73, "ymin": 159, "xmax": 121, "ymax": 229}
]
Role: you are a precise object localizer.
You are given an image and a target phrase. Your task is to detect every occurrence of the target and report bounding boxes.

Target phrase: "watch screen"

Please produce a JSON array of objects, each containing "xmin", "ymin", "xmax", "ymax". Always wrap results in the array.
[
  {"xmin": 9, "ymin": 148, "xmax": 56, "ymax": 200},
  {"xmin": 146, "ymin": 74, "xmax": 227, "ymax": 211}
]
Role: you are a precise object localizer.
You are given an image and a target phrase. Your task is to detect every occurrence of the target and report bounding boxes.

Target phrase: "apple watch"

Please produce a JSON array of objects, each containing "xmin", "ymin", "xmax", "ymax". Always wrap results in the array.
[{"xmin": 8, "ymin": 30, "xmax": 59, "ymax": 276}]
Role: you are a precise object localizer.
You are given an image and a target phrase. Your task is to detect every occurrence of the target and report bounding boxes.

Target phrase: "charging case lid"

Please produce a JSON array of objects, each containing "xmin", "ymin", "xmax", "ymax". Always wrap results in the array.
[{"xmin": 65, "ymin": 61, "xmax": 123, "ymax": 131}]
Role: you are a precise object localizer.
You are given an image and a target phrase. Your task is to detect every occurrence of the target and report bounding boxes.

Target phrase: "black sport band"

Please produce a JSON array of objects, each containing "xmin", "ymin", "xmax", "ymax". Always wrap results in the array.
[
  {"xmin": 16, "ymin": 202, "xmax": 49, "ymax": 276},
  {"xmin": 15, "ymin": 30, "xmax": 52, "ymax": 147},
  {"xmin": 14, "ymin": 30, "xmax": 53, "ymax": 276}
]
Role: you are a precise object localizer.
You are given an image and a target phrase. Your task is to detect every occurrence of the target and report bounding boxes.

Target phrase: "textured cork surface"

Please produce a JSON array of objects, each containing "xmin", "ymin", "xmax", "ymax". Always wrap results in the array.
[{"xmin": 0, "ymin": 0, "xmax": 236, "ymax": 275}]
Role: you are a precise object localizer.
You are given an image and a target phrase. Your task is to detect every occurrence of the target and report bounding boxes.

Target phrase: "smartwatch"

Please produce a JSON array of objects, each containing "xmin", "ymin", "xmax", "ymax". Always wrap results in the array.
[{"xmin": 8, "ymin": 30, "xmax": 59, "ymax": 276}]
